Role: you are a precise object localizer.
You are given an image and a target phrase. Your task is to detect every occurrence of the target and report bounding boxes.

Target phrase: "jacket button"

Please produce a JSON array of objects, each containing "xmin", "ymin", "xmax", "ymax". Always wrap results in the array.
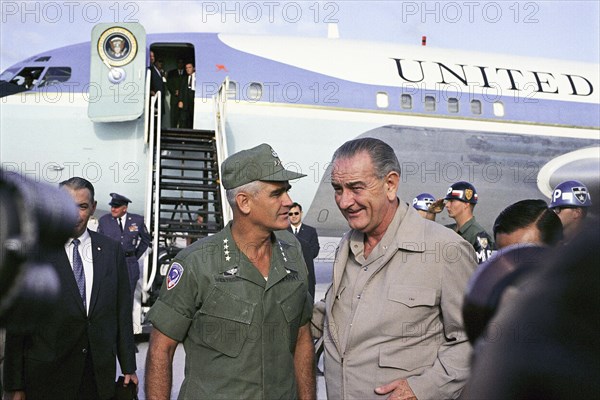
[{"xmin": 82, "ymin": 348, "xmax": 88, "ymax": 354}]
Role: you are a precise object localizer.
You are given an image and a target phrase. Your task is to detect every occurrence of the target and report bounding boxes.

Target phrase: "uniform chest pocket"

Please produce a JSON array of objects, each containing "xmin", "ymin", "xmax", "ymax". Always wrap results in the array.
[{"xmin": 198, "ymin": 286, "xmax": 256, "ymax": 357}]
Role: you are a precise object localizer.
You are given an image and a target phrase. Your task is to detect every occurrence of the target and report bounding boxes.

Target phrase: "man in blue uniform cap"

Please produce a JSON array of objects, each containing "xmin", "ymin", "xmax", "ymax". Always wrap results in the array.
[{"xmin": 98, "ymin": 192, "xmax": 151, "ymax": 298}]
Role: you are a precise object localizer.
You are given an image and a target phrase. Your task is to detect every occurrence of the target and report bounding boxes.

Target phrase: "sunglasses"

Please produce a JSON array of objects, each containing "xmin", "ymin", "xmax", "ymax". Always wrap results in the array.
[{"xmin": 288, "ymin": 212, "xmax": 300, "ymax": 216}]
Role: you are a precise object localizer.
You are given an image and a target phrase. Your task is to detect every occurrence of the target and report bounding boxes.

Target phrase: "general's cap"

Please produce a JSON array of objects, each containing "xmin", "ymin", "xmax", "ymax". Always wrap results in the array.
[
  {"xmin": 221, "ymin": 143, "xmax": 306, "ymax": 189},
  {"xmin": 109, "ymin": 192, "xmax": 131, "ymax": 207}
]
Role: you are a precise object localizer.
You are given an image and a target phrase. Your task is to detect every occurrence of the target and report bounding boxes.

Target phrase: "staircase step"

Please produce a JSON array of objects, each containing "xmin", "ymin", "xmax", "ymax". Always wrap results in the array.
[
  {"xmin": 159, "ymin": 182, "xmax": 218, "ymax": 191},
  {"xmin": 159, "ymin": 174, "xmax": 215, "ymax": 182},
  {"xmin": 159, "ymin": 197, "xmax": 217, "ymax": 205},
  {"xmin": 161, "ymin": 143, "xmax": 214, "ymax": 152}
]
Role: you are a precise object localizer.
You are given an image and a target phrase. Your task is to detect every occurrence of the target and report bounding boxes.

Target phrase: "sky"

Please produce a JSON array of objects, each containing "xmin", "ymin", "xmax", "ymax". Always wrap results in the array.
[{"xmin": 1, "ymin": 0, "xmax": 599, "ymax": 72}]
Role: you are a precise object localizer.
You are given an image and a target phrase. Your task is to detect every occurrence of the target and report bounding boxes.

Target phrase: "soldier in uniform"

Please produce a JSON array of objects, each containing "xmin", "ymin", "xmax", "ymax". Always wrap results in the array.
[
  {"xmin": 97, "ymin": 193, "xmax": 151, "ymax": 297},
  {"xmin": 443, "ymin": 181, "xmax": 494, "ymax": 263},
  {"xmin": 549, "ymin": 180, "xmax": 592, "ymax": 243},
  {"xmin": 144, "ymin": 143, "xmax": 316, "ymax": 399},
  {"xmin": 412, "ymin": 192, "xmax": 437, "ymax": 221}
]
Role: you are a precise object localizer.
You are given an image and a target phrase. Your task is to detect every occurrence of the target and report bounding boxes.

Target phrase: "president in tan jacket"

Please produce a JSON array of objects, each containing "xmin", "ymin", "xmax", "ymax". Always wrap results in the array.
[{"xmin": 313, "ymin": 138, "xmax": 477, "ymax": 399}]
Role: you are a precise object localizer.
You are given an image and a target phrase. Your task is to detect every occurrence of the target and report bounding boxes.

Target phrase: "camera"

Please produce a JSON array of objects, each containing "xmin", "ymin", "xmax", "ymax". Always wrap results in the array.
[{"xmin": 0, "ymin": 169, "xmax": 78, "ymax": 331}]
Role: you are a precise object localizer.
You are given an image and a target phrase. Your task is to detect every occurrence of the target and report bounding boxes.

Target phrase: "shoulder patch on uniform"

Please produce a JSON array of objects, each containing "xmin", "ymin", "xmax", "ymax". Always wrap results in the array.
[
  {"xmin": 477, "ymin": 235, "xmax": 489, "ymax": 249},
  {"xmin": 167, "ymin": 262, "xmax": 184, "ymax": 290}
]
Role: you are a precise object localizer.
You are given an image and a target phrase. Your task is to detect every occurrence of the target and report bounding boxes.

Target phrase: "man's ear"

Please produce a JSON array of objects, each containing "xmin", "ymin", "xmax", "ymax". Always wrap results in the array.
[
  {"xmin": 91, "ymin": 200, "xmax": 97, "ymax": 215},
  {"xmin": 236, "ymin": 192, "xmax": 251, "ymax": 215},
  {"xmin": 385, "ymin": 171, "xmax": 400, "ymax": 201}
]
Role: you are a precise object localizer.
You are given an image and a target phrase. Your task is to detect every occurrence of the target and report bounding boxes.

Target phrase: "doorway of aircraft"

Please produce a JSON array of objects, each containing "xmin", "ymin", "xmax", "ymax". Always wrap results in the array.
[{"xmin": 149, "ymin": 43, "xmax": 194, "ymax": 129}]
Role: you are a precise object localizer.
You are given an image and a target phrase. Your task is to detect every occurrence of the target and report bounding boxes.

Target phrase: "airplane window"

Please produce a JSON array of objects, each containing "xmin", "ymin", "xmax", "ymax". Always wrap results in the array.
[
  {"xmin": 8, "ymin": 67, "xmax": 44, "ymax": 89},
  {"xmin": 247, "ymin": 82, "xmax": 262, "ymax": 101},
  {"xmin": 227, "ymin": 81, "xmax": 237, "ymax": 99},
  {"xmin": 376, "ymin": 92, "xmax": 389, "ymax": 108},
  {"xmin": 471, "ymin": 100, "xmax": 482, "ymax": 115},
  {"xmin": 0, "ymin": 68, "xmax": 19, "ymax": 82},
  {"xmin": 38, "ymin": 67, "xmax": 72, "ymax": 87},
  {"xmin": 448, "ymin": 98, "xmax": 459, "ymax": 113},
  {"xmin": 493, "ymin": 101, "xmax": 505, "ymax": 117},
  {"xmin": 424, "ymin": 95, "xmax": 436, "ymax": 111},
  {"xmin": 401, "ymin": 94, "xmax": 412, "ymax": 109},
  {"xmin": 35, "ymin": 56, "xmax": 51, "ymax": 62}
]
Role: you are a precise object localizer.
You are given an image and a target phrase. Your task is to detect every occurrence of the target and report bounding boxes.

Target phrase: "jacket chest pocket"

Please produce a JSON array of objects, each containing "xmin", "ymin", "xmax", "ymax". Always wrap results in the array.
[
  {"xmin": 197, "ymin": 286, "xmax": 256, "ymax": 357},
  {"xmin": 379, "ymin": 285, "xmax": 439, "ymax": 336}
]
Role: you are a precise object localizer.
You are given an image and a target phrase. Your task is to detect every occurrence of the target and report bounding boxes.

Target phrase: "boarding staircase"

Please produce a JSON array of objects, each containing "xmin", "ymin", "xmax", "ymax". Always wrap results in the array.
[{"xmin": 153, "ymin": 128, "xmax": 223, "ymax": 248}]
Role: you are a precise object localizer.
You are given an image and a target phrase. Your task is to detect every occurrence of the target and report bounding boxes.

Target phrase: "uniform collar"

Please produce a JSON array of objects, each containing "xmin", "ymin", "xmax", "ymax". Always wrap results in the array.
[{"xmin": 215, "ymin": 222, "xmax": 299, "ymax": 288}]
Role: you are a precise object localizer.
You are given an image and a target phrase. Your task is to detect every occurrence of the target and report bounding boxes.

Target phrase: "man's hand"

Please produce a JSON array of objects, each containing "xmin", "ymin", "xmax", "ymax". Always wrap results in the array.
[
  {"xmin": 375, "ymin": 379, "xmax": 417, "ymax": 400},
  {"xmin": 4, "ymin": 391, "xmax": 26, "ymax": 400},
  {"xmin": 428, "ymin": 198, "xmax": 445, "ymax": 214},
  {"xmin": 123, "ymin": 373, "xmax": 139, "ymax": 392}
]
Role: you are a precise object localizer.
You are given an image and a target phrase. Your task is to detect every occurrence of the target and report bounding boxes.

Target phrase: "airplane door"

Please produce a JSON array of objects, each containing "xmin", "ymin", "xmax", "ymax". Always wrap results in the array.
[{"xmin": 88, "ymin": 23, "xmax": 146, "ymax": 122}]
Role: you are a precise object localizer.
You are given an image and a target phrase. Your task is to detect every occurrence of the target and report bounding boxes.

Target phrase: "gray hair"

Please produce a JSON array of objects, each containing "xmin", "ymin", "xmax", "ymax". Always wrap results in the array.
[
  {"xmin": 226, "ymin": 180, "xmax": 263, "ymax": 209},
  {"xmin": 331, "ymin": 137, "xmax": 401, "ymax": 179}
]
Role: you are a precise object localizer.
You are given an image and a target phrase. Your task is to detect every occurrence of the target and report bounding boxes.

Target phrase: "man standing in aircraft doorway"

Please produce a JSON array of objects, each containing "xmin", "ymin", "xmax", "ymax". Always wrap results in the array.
[
  {"xmin": 178, "ymin": 62, "xmax": 195, "ymax": 128},
  {"xmin": 167, "ymin": 58, "xmax": 186, "ymax": 128}
]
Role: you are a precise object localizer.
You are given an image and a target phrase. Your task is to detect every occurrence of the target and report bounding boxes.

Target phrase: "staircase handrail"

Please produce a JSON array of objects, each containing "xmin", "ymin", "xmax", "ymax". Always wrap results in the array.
[
  {"xmin": 142, "ymin": 89, "xmax": 162, "ymax": 303},
  {"xmin": 214, "ymin": 77, "xmax": 232, "ymax": 225}
]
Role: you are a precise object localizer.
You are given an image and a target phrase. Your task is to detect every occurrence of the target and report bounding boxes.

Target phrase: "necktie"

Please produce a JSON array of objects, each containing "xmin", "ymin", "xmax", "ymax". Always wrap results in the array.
[
  {"xmin": 188, "ymin": 75, "xmax": 192, "ymax": 89},
  {"xmin": 72, "ymin": 239, "xmax": 86, "ymax": 306},
  {"xmin": 294, "ymin": 227, "xmax": 298, "ymax": 235},
  {"xmin": 118, "ymin": 218, "xmax": 123, "ymax": 232}
]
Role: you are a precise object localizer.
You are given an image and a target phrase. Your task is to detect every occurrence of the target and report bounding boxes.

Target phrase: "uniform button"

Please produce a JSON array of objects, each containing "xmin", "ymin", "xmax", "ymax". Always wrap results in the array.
[
  {"xmin": 363, "ymin": 267, "xmax": 368, "ymax": 271},
  {"xmin": 357, "ymin": 294, "xmax": 361, "ymax": 299},
  {"xmin": 82, "ymin": 348, "xmax": 88, "ymax": 354}
]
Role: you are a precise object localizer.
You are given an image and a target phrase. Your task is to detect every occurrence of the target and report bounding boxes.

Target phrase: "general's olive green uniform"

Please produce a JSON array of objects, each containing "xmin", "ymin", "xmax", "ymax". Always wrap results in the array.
[
  {"xmin": 147, "ymin": 222, "xmax": 312, "ymax": 399},
  {"xmin": 447, "ymin": 216, "xmax": 494, "ymax": 264}
]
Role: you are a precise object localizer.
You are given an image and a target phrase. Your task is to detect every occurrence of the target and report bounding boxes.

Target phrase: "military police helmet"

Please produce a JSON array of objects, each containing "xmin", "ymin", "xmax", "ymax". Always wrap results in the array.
[
  {"xmin": 550, "ymin": 180, "xmax": 592, "ymax": 208},
  {"xmin": 412, "ymin": 193, "xmax": 436, "ymax": 212},
  {"xmin": 444, "ymin": 181, "xmax": 478, "ymax": 204}
]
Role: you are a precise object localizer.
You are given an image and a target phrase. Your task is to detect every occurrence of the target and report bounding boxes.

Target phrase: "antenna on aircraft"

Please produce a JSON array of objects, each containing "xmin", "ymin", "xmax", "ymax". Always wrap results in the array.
[
  {"xmin": 422, "ymin": 36, "xmax": 427, "ymax": 46},
  {"xmin": 328, "ymin": 23, "xmax": 339, "ymax": 39}
]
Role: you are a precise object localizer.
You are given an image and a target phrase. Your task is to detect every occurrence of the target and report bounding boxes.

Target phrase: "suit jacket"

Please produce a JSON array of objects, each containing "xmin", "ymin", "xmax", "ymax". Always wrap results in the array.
[
  {"xmin": 149, "ymin": 64, "xmax": 165, "ymax": 112},
  {"xmin": 314, "ymin": 201, "xmax": 476, "ymax": 399},
  {"xmin": 167, "ymin": 68, "xmax": 186, "ymax": 101},
  {"xmin": 288, "ymin": 223, "xmax": 319, "ymax": 299},
  {"xmin": 179, "ymin": 73, "xmax": 195, "ymax": 112},
  {"xmin": 3, "ymin": 231, "xmax": 137, "ymax": 400}
]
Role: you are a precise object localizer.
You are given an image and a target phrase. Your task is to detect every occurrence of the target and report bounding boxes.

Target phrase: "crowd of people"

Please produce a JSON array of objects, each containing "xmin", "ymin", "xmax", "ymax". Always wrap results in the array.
[{"xmin": 1, "ymin": 138, "xmax": 596, "ymax": 400}]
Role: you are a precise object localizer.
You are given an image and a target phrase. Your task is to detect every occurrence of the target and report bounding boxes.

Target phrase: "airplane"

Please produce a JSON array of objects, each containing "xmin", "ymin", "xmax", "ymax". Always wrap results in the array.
[{"xmin": 1, "ymin": 22, "xmax": 598, "ymax": 331}]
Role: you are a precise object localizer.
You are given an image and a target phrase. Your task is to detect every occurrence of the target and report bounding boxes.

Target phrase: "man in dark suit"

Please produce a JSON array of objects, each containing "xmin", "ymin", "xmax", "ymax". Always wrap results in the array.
[
  {"xmin": 3, "ymin": 177, "xmax": 137, "ymax": 400},
  {"xmin": 97, "ymin": 193, "xmax": 151, "ymax": 298},
  {"xmin": 287, "ymin": 202, "xmax": 319, "ymax": 299},
  {"xmin": 167, "ymin": 58, "xmax": 186, "ymax": 127},
  {"xmin": 177, "ymin": 62, "xmax": 195, "ymax": 128},
  {"xmin": 149, "ymin": 50, "xmax": 165, "ymax": 114}
]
